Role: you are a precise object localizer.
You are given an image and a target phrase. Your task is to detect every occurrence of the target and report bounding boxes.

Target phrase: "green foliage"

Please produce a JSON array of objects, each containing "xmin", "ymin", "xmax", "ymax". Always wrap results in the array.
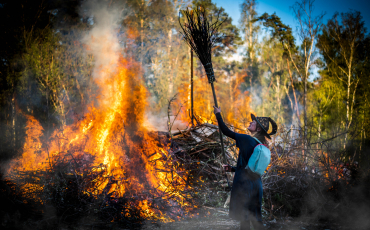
[
  {"xmin": 315, "ymin": 11, "xmax": 370, "ymax": 163},
  {"xmin": 123, "ymin": 0, "xmax": 189, "ymax": 112},
  {"xmin": 255, "ymin": 13, "xmax": 296, "ymax": 56},
  {"xmin": 122, "ymin": 0, "xmax": 241, "ymax": 113},
  {"xmin": 20, "ymin": 28, "xmax": 94, "ymax": 126},
  {"xmin": 193, "ymin": 0, "xmax": 241, "ymax": 56},
  {"xmin": 240, "ymin": 0, "xmax": 260, "ymax": 61}
]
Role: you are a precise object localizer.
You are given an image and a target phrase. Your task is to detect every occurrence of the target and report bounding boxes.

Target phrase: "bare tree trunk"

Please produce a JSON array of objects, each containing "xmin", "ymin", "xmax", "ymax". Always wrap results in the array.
[
  {"xmin": 276, "ymin": 75, "xmax": 280, "ymax": 122},
  {"xmin": 249, "ymin": 75, "xmax": 253, "ymax": 98},
  {"xmin": 248, "ymin": 13, "xmax": 253, "ymax": 60},
  {"xmin": 229, "ymin": 74, "xmax": 233, "ymax": 121},
  {"xmin": 304, "ymin": 73, "xmax": 307, "ymax": 140},
  {"xmin": 187, "ymin": 48, "xmax": 191, "ymax": 116},
  {"xmin": 141, "ymin": 18, "xmax": 144, "ymax": 64},
  {"xmin": 75, "ymin": 77, "xmax": 84, "ymax": 111},
  {"xmin": 190, "ymin": 49, "xmax": 194, "ymax": 125},
  {"xmin": 167, "ymin": 28, "xmax": 173, "ymax": 96},
  {"xmin": 360, "ymin": 109, "xmax": 364, "ymax": 161},
  {"xmin": 342, "ymin": 67, "xmax": 351, "ymax": 149},
  {"xmin": 291, "ymin": 0, "xmax": 324, "ymax": 162},
  {"xmin": 284, "ymin": 84, "xmax": 295, "ymax": 129},
  {"xmin": 12, "ymin": 91, "xmax": 16, "ymax": 152},
  {"xmin": 234, "ymin": 73, "xmax": 239, "ymax": 118},
  {"xmin": 286, "ymin": 59, "xmax": 300, "ymax": 120}
]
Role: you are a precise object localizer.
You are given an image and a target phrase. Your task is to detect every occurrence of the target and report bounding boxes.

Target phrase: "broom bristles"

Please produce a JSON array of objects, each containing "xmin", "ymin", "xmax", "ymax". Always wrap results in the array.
[{"xmin": 179, "ymin": 7, "xmax": 226, "ymax": 83}]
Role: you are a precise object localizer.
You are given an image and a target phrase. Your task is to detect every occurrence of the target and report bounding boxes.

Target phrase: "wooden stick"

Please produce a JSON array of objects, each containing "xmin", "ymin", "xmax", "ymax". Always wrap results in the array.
[
  {"xmin": 191, "ymin": 49, "xmax": 194, "ymax": 126},
  {"xmin": 211, "ymin": 82, "xmax": 230, "ymax": 187},
  {"xmin": 210, "ymin": 82, "xmax": 226, "ymax": 163}
]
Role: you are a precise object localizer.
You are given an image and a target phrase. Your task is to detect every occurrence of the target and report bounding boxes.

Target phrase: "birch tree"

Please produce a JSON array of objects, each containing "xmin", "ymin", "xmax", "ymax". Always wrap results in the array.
[
  {"xmin": 257, "ymin": 0, "xmax": 324, "ymax": 144},
  {"xmin": 290, "ymin": 0, "xmax": 324, "ymax": 144},
  {"xmin": 317, "ymin": 11, "xmax": 367, "ymax": 148},
  {"xmin": 239, "ymin": 0, "xmax": 261, "ymax": 101},
  {"xmin": 240, "ymin": 0, "xmax": 260, "ymax": 61}
]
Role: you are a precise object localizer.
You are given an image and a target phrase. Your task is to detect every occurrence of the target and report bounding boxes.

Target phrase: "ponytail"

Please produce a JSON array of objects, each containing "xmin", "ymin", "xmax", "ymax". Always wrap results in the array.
[
  {"xmin": 252, "ymin": 123, "xmax": 269, "ymax": 145},
  {"xmin": 253, "ymin": 132, "xmax": 268, "ymax": 145}
]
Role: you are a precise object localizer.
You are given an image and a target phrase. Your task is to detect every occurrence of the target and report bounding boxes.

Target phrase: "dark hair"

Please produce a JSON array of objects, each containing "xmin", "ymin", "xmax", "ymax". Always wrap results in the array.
[{"xmin": 252, "ymin": 124, "xmax": 269, "ymax": 145}]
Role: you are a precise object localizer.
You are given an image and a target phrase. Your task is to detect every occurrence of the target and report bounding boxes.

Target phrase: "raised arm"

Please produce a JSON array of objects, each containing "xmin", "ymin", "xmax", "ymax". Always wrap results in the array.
[
  {"xmin": 213, "ymin": 106, "xmax": 236, "ymax": 139},
  {"xmin": 214, "ymin": 106, "xmax": 237, "ymax": 172}
]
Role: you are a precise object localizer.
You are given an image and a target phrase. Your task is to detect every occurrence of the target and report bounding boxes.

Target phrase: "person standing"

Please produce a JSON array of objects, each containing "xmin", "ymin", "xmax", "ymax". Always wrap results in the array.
[{"xmin": 213, "ymin": 106, "xmax": 277, "ymax": 230}]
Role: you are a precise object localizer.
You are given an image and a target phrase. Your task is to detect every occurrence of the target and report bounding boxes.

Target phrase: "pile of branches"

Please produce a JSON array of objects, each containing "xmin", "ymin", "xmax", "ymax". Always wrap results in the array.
[
  {"xmin": 170, "ymin": 116, "xmax": 370, "ymax": 228},
  {"xmin": 170, "ymin": 122, "xmax": 236, "ymax": 185},
  {"xmin": 5, "ymin": 152, "xmax": 151, "ymax": 229},
  {"xmin": 5, "ymin": 114, "xmax": 369, "ymax": 229},
  {"xmin": 260, "ymin": 124, "xmax": 370, "ymax": 229},
  {"xmin": 3, "ymin": 121, "xmax": 234, "ymax": 229},
  {"xmin": 164, "ymin": 116, "xmax": 241, "ymax": 208}
]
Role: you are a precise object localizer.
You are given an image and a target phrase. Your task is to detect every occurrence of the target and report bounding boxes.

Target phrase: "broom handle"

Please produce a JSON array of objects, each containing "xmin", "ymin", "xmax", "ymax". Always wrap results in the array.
[
  {"xmin": 210, "ymin": 83, "xmax": 225, "ymax": 160},
  {"xmin": 211, "ymin": 82, "xmax": 230, "ymax": 188}
]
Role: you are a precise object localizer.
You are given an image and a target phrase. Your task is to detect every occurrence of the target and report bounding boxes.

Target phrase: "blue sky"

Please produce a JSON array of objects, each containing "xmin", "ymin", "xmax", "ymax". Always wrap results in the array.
[
  {"xmin": 213, "ymin": 0, "xmax": 370, "ymax": 35},
  {"xmin": 211, "ymin": 0, "xmax": 370, "ymax": 79}
]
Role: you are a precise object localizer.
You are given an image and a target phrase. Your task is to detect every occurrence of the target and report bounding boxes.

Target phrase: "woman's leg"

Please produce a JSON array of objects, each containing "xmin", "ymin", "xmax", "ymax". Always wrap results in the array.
[
  {"xmin": 249, "ymin": 179, "xmax": 264, "ymax": 230},
  {"xmin": 240, "ymin": 220, "xmax": 250, "ymax": 230},
  {"xmin": 251, "ymin": 219, "xmax": 264, "ymax": 230}
]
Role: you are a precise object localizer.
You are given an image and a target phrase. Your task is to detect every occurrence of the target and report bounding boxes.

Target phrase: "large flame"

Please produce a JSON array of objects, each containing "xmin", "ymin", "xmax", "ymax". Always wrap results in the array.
[
  {"xmin": 178, "ymin": 72, "xmax": 254, "ymax": 130},
  {"xmin": 7, "ymin": 57, "xmax": 190, "ymax": 222}
]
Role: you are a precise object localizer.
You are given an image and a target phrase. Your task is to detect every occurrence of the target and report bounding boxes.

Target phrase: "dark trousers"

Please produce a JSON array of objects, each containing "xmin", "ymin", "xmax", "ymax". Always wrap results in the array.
[{"xmin": 240, "ymin": 219, "xmax": 264, "ymax": 230}]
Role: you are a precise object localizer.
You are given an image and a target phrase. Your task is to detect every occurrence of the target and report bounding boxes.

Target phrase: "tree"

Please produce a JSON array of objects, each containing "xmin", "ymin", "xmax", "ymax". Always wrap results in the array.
[
  {"xmin": 0, "ymin": 0, "xmax": 53, "ymax": 155},
  {"xmin": 0, "ymin": 0, "xmax": 87, "ymax": 158},
  {"xmin": 317, "ymin": 11, "xmax": 367, "ymax": 149},
  {"xmin": 259, "ymin": 38, "xmax": 292, "ymax": 124},
  {"xmin": 290, "ymin": 0, "xmax": 324, "ymax": 144},
  {"xmin": 130, "ymin": 0, "xmax": 241, "ymax": 113},
  {"xmin": 192, "ymin": 0, "xmax": 241, "ymax": 58},
  {"xmin": 256, "ymin": 0, "xmax": 324, "ymax": 145},
  {"xmin": 310, "ymin": 74, "xmax": 337, "ymax": 139},
  {"xmin": 255, "ymin": 13, "xmax": 301, "ymax": 131},
  {"xmin": 240, "ymin": 0, "xmax": 260, "ymax": 61},
  {"xmin": 123, "ymin": 0, "xmax": 191, "ymax": 112},
  {"xmin": 239, "ymin": 0, "xmax": 261, "ymax": 104}
]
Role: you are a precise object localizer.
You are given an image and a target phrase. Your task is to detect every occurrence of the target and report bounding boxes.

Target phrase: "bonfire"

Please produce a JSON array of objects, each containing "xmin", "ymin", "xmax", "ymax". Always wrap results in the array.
[{"xmin": 6, "ymin": 57, "xmax": 196, "ymax": 223}]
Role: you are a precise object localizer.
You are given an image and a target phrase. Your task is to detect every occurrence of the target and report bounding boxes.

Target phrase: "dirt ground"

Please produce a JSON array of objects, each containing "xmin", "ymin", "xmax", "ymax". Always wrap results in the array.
[{"xmin": 140, "ymin": 207, "xmax": 348, "ymax": 230}]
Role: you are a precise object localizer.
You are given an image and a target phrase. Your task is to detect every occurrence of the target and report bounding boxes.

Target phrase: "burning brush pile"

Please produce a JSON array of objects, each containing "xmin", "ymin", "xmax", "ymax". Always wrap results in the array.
[
  {"xmin": 2, "ymin": 56, "xmax": 235, "ymax": 227},
  {"xmin": 3, "ymin": 59, "xmax": 368, "ymax": 228},
  {"xmin": 4, "ymin": 58, "xmax": 194, "ymax": 226}
]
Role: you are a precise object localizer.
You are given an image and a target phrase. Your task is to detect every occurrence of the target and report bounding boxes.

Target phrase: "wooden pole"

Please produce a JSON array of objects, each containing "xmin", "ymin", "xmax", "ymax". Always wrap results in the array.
[
  {"xmin": 211, "ymin": 82, "xmax": 230, "ymax": 187},
  {"xmin": 191, "ymin": 50, "xmax": 194, "ymax": 126},
  {"xmin": 211, "ymin": 83, "xmax": 226, "ymax": 162}
]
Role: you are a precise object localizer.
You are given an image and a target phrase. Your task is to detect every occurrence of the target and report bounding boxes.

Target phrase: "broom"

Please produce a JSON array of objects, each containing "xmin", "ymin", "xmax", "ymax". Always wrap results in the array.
[{"xmin": 179, "ymin": 7, "xmax": 230, "ymax": 187}]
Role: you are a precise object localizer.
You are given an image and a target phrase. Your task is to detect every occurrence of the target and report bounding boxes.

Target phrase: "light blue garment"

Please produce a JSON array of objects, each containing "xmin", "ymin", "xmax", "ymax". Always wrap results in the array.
[{"xmin": 245, "ymin": 137, "xmax": 271, "ymax": 176}]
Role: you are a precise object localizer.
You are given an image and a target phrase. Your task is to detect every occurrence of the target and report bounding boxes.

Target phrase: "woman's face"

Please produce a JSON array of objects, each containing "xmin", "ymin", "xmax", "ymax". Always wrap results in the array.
[{"xmin": 248, "ymin": 120, "xmax": 258, "ymax": 133}]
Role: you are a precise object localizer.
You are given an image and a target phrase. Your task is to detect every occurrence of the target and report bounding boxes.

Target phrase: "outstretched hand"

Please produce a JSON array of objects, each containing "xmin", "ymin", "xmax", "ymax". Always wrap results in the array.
[
  {"xmin": 213, "ymin": 106, "xmax": 221, "ymax": 115},
  {"xmin": 223, "ymin": 164, "xmax": 232, "ymax": 172}
]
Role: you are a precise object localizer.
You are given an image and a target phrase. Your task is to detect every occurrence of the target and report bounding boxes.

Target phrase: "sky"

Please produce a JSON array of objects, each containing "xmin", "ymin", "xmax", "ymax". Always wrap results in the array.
[
  {"xmin": 211, "ymin": 0, "xmax": 370, "ymax": 79},
  {"xmin": 212, "ymin": 0, "xmax": 370, "ymax": 32}
]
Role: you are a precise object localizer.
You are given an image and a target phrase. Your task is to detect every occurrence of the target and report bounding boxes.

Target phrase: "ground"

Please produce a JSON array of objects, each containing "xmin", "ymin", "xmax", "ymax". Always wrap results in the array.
[{"xmin": 140, "ymin": 207, "xmax": 348, "ymax": 230}]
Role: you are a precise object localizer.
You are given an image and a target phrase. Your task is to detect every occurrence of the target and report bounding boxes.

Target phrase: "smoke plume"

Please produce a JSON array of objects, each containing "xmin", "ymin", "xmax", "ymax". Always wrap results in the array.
[{"xmin": 80, "ymin": 0, "xmax": 123, "ymax": 80}]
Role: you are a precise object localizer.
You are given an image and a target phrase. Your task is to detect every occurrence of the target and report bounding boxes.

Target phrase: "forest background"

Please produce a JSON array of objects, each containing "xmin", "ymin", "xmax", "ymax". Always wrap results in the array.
[
  {"xmin": 0, "ymin": 0, "xmax": 370, "ymax": 228},
  {"xmin": 1, "ymin": 0, "xmax": 369, "ymax": 171}
]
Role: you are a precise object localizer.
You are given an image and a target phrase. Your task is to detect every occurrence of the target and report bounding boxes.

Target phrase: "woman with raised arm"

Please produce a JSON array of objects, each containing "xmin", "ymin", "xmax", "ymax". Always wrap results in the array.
[{"xmin": 213, "ymin": 106, "xmax": 277, "ymax": 230}]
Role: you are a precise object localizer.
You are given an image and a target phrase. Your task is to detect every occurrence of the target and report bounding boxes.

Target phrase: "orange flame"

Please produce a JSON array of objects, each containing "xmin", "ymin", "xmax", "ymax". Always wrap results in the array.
[
  {"xmin": 178, "ymin": 72, "xmax": 254, "ymax": 130},
  {"xmin": 7, "ymin": 57, "xmax": 191, "ymax": 221}
]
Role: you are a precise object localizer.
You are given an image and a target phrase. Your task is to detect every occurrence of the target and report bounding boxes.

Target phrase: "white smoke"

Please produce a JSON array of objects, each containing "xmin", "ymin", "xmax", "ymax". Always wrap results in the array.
[
  {"xmin": 144, "ymin": 112, "xmax": 189, "ymax": 132},
  {"xmin": 78, "ymin": 0, "xmax": 188, "ymax": 132},
  {"xmin": 80, "ymin": 0, "xmax": 123, "ymax": 79}
]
